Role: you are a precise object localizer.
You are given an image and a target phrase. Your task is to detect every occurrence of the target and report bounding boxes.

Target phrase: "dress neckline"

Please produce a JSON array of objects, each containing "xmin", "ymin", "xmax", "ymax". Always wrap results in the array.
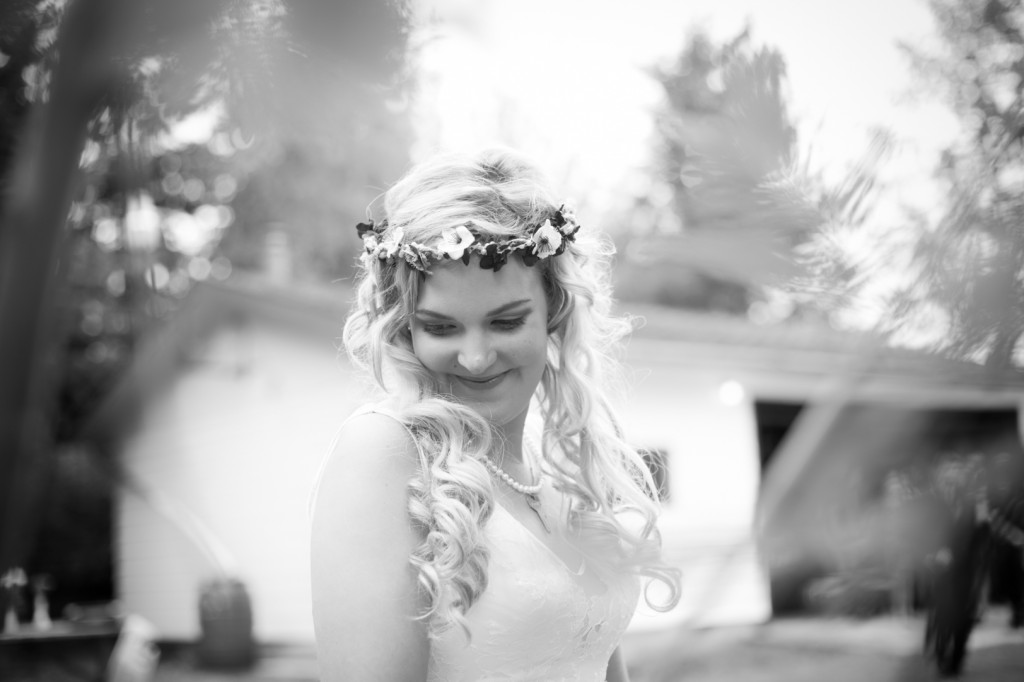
[
  {"xmin": 494, "ymin": 427, "xmax": 589, "ymax": 578},
  {"xmin": 492, "ymin": 500, "xmax": 586, "ymax": 576}
]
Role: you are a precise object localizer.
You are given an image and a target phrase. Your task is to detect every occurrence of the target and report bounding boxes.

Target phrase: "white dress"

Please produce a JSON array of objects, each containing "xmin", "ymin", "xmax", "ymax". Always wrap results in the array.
[
  {"xmin": 313, "ymin": 406, "xmax": 641, "ymax": 681},
  {"xmin": 427, "ymin": 486, "xmax": 641, "ymax": 681}
]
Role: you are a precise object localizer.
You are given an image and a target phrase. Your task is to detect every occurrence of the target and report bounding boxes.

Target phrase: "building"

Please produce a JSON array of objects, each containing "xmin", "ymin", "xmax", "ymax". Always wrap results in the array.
[{"xmin": 88, "ymin": 274, "xmax": 1024, "ymax": 642}]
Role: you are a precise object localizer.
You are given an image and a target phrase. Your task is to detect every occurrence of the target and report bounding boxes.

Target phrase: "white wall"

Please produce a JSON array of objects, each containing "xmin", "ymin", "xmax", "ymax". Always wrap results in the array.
[
  {"xmin": 623, "ymin": 339, "xmax": 772, "ymax": 630},
  {"xmin": 118, "ymin": 317, "xmax": 364, "ymax": 641},
  {"xmin": 118, "ymin": 317, "xmax": 771, "ymax": 642}
]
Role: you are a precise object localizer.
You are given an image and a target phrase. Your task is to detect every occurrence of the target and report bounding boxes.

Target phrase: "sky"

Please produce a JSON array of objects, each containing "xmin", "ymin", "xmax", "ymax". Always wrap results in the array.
[{"xmin": 412, "ymin": 0, "xmax": 961, "ymax": 228}]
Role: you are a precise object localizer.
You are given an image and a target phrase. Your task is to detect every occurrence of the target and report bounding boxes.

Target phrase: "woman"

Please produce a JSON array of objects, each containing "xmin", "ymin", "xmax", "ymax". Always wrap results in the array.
[{"xmin": 311, "ymin": 149, "xmax": 679, "ymax": 681}]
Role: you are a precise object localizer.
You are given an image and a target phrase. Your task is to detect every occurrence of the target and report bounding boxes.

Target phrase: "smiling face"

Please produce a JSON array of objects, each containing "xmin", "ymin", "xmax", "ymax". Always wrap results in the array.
[{"xmin": 410, "ymin": 258, "xmax": 550, "ymax": 435}]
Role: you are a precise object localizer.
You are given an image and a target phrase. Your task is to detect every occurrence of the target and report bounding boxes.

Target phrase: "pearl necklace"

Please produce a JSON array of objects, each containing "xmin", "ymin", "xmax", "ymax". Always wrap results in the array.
[{"xmin": 481, "ymin": 455, "xmax": 542, "ymax": 496}]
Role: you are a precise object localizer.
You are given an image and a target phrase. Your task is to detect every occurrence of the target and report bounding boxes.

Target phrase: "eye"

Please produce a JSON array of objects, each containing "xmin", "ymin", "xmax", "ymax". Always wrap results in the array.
[
  {"xmin": 492, "ymin": 317, "xmax": 526, "ymax": 331},
  {"xmin": 421, "ymin": 323, "xmax": 456, "ymax": 336}
]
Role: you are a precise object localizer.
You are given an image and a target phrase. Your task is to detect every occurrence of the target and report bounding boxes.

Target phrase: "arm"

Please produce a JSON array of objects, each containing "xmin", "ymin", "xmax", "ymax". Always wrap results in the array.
[
  {"xmin": 311, "ymin": 412, "xmax": 429, "ymax": 681},
  {"xmin": 605, "ymin": 646, "xmax": 630, "ymax": 682}
]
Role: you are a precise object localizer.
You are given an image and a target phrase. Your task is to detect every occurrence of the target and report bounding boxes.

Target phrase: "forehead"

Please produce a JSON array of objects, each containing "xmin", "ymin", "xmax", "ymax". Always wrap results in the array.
[{"xmin": 416, "ymin": 259, "xmax": 546, "ymax": 314}]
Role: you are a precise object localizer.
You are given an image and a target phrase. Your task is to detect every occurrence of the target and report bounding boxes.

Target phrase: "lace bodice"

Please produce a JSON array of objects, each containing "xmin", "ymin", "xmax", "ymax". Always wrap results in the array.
[
  {"xmin": 427, "ymin": 490, "xmax": 641, "ymax": 682},
  {"xmin": 312, "ymin": 405, "xmax": 641, "ymax": 681}
]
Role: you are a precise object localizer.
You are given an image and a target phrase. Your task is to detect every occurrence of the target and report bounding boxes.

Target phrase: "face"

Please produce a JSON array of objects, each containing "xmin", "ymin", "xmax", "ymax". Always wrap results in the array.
[{"xmin": 410, "ymin": 258, "xmax": 550, "ymax": 434}]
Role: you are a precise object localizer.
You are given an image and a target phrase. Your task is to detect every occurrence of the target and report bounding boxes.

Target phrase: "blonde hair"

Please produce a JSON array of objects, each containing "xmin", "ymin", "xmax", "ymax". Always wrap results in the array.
[{"xmin": 343, "ymin": 148, "xmax": 680, "ymax": 637}]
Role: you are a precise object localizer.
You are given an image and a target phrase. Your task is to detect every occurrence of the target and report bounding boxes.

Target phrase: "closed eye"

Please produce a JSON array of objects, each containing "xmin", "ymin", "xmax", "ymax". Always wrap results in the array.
[
  {"xmin": 492, "ymin": 317, "xmax": 526, "ymax": 331},
  {"xmin": 421, "ymin": 323, "xmax": 456, "ymax": 336}
]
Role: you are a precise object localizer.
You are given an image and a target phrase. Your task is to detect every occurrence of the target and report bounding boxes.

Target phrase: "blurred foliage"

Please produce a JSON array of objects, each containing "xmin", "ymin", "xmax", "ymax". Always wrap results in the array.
[
  {"xmin": 892, "ymin": 0, "xmax": 1024, "ymax": 369},
  {"xmin": 652, "ymin": 29, "xmax": 796, "ymax": 230},
  {"xmin": 794, "ymin": 0, "xmax": 1024, "ymax": 369},
  {"xmin": 782, "ymin": 129, "xmax": 895, "ymax": 321},
  {"xmin": 212, "ymin": 0, "xmax": 415, "ymax": 282},
  {"xmin": 0, "ymin": 0, "xmax": 411, "ymax": 605},
  {"xmin": 17, "ymin": 0, "xmax": 409, "ymax": 439},
  {"xmin": 0, "ymin": 1, "xmax": 60, "ymax": 188},
  {"xmin": 617, "ymin": 28, "xmax": 818, "ymax": 314}
]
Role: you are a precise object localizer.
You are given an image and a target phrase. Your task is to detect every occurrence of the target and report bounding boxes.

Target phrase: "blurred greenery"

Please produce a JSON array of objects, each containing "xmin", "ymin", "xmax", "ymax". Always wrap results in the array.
[
  {"xmin": 795, "ymin": 0, "xmax": 1024, "ymax": 370},
  {"xmin": 0, "ymin": 0, "xmax": 411, "ymax": 609},
  {"xmin": 652, "ymin": 28, "xmax": 797, "ymax": 231},
  {"xmin": 891, "ymin": 0, "xmax": 1024, "ymax": 370},
  {"xmin": 617, "ymin": 27, "xmax": 827, "ymax": 316}
]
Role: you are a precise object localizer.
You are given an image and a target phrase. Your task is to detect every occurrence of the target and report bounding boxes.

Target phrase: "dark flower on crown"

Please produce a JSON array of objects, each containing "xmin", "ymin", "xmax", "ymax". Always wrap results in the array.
[
  {"xmin": 356, "ymin": 204, "xmax": 581, "ymax": 272},
  {"xmin": 478, "ymin": 242, "xmax": 508, "ymax": 272}
]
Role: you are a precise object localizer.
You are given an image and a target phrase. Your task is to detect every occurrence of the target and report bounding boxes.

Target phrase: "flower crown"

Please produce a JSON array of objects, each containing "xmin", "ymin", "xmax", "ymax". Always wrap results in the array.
[{"xmin": 356, "ymin": 204, "xmax": 581, "ymax": 272}]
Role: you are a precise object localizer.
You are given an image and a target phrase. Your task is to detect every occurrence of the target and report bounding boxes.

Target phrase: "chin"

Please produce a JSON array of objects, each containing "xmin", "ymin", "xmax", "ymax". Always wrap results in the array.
[
  {"xmin": 434, "ymin": 372, "xmax": 540, "ymax": 432},
  {"xmin": 447, "ymin": 394, "xmax": 527, "ymax": 431},
  {"xmin": 462, "ymin": 400, "xmax": 521, "ymax": 428}
]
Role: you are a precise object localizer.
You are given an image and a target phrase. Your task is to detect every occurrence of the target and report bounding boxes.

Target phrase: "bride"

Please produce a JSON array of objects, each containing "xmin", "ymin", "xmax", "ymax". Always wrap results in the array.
[{"xmin": 310, "ymin": 148, "xmax": 679, "ymax": 681}]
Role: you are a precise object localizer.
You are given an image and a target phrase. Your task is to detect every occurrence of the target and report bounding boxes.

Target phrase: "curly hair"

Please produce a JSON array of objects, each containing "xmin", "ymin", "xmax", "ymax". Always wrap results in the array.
[{"xmin": 342, "ymin": 148, "xmax": 680, "ymax": 638}]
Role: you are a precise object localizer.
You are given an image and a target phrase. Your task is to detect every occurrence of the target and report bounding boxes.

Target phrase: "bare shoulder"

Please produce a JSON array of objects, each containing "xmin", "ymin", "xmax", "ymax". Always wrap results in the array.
[
  {"xmin": 310, "ymin": 409, "xmax": 430, "ymax": 679},
  {"xmin": 340, "ymin": 409, "xmax": 419, "ymax": 456},
  {"xmin": 311, "ymin": 408, "xmax": 426, "ymax": 556},
  {"xmin": 319, "ymin": 411, "xmax": 421, "ymax": 491}
]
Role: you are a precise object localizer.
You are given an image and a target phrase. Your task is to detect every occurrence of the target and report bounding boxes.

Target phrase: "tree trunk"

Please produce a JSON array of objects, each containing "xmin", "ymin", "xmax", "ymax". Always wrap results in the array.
[
  {"xmin": 0, "ymin": 0, "xmax": 121, "ymax": 574},
  {"xmin": 0, "ymin": 0, "xmax": 225, "ymax": 575}
]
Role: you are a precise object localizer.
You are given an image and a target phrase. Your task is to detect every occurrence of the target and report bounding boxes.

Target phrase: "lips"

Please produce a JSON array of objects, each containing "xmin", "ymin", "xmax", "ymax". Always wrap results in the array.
[{"xmin": 452, "ymin": 370, "xmax": 510, "ymax": 390}]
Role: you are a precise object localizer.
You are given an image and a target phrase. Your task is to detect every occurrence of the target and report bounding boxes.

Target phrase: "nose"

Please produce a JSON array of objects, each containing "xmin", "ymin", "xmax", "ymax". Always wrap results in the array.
[{"xmin": 457, "ymin": 333, "xmax": 497, "ymax": 375}]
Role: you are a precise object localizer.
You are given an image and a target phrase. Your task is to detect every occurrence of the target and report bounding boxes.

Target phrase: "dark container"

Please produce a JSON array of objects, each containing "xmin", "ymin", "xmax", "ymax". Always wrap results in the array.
[{"xmin": 197, "ymin": 577, "xmax": 254, "ymax": 668}]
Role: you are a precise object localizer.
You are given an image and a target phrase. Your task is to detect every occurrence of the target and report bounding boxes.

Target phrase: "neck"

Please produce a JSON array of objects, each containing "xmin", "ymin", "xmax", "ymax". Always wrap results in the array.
[{"xmin": 494, "ymin": 408, "xmax": 529, "ymax": 464}]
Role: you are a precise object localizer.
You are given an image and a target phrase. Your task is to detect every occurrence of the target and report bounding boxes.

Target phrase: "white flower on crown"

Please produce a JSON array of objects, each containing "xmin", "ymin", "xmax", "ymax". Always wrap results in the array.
[
  {"xmin": 557, "ymin": 203, "xmax": 580, "ymax": 236},
  {"xmin": 531, "ymin": 220, "xmax": 563, "ymax": 258},
  {"xmin": 560, "ymin": 203, "xmax": 577, "ymax": 223},
  {"xmin": 438, "ymin": 224, "xmax": 475, "ymax": 260},
  {"xmin": 378, "ymin": 228, "xmax": 404, "ymax": 259},
  {"xmin": 361, "ymin": 232, "xmax": 380, "ymax": 251}
]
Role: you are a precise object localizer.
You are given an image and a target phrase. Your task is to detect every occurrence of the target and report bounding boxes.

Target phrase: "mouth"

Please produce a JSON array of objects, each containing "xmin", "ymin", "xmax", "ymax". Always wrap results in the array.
[{"xmin": 452, "ymin": 370, "xmax": 511, "ymax": 390}]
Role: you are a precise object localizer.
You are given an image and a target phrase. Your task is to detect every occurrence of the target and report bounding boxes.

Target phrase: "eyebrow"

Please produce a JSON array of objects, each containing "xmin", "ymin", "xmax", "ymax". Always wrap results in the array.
[{"xmin": 416, "ymin": 299, "xmax": 533, "ymax": 320}]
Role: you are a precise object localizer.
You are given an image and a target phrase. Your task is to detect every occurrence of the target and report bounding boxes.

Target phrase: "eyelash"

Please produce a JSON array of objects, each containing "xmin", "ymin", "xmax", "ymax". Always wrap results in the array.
[
  {"xmin": 421, "ymin": 324, "xmax": 454, "ymax": 336},
  {"xmin": 420, "ymin": 317, "xmax": 527, "ymax": 336},
  {"xmin": 493, "ymin": 317, "xmax": 526, "ymax": 331}
]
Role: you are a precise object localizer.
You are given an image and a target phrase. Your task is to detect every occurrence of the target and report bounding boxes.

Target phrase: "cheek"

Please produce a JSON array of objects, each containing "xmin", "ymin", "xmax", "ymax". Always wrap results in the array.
[
  {"xmin": 410, "ymin": 333, "xmax": 451, "ymax": 372},
  {"xmin": 507, "ymin": 326, "xmax": 549, "ymax": 369}
]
